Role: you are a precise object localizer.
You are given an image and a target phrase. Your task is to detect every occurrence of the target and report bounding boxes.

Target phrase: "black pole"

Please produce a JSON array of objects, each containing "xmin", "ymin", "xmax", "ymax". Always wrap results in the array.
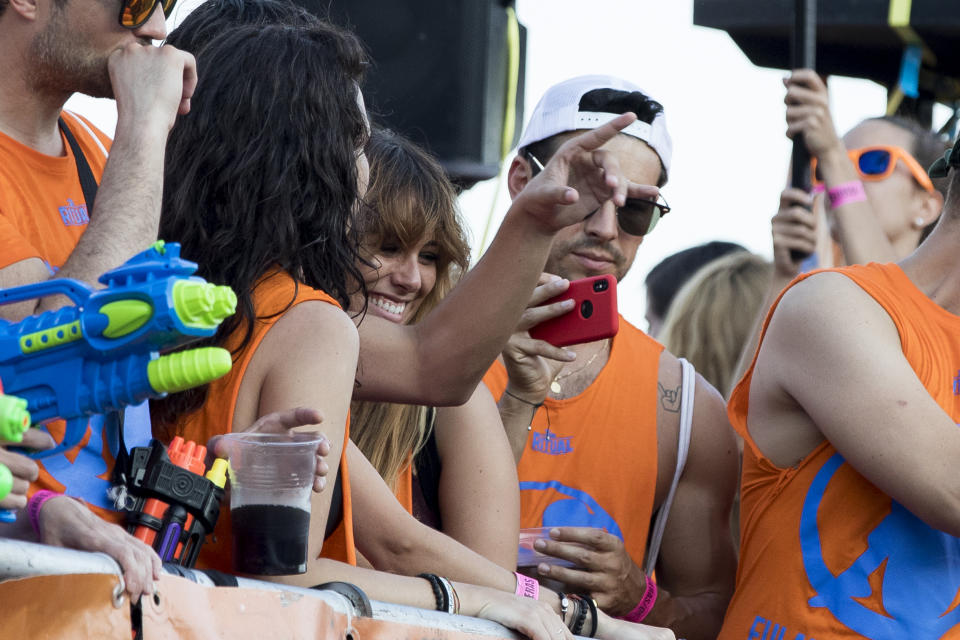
[{"xmin": 790, "ymin": 0, "xmax": 817, "ymax": 262}]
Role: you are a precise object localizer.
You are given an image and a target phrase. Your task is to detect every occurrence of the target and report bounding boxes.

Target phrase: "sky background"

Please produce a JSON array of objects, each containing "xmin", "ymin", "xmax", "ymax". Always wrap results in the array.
[{"xmin": 66, "ymin": 0, "xmax": 949, "ymax": 330}]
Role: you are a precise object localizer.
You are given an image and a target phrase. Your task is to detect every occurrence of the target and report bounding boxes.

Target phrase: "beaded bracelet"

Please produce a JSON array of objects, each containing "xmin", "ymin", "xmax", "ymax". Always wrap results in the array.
[
  {"xmin": 417, "ymin": 573, "xmax": 448, "ymax": 612},
  {"xmin": 583, "ymin": 595, "xmax": 599, "ymax": 638},
  {"xmin": 618, "ymin": 573, "xmax": 658, "ymax": 623},
  {"xmin": 569, "ymin": 594, "xmax": 588, "ymax": 635}
]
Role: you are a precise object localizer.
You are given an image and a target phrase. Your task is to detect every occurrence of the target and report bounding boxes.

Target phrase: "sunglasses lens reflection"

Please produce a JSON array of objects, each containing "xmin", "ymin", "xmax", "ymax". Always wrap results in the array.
[
  {"xmin": 121, "ymin": 0, "xmax": 175, "ymax": 27},
  {"xmin": 618, "ymin": 199, "xmax": 662, "ymax": 236},
  {"xmin": 858, "ymin": 149, "xmax": 892, "ymax": 176}
]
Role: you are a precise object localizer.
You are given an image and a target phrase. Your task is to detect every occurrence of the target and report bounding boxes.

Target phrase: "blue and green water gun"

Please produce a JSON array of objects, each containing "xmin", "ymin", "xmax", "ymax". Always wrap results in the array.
[
  {"xmin": 0, "ymin": 392, "xmax": 31, "ymax": 522},
  {"xmin": 0, "ymin": 241, "xmax": 236, "ymax": 459}
]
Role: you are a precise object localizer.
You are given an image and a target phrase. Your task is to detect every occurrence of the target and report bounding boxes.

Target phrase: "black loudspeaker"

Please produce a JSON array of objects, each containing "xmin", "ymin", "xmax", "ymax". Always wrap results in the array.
[
  {"xmin": 307, "ymin": 0, "xmax": 525, "ymax": 185},
  {"xmin": 693, "ymin": 0, "xmax": 960, "ymax": 103}
]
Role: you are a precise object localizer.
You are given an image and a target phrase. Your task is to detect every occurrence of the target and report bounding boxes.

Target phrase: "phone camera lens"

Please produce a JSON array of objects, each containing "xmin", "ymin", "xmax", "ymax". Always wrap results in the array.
[
  {"xmin": 580, "ymin": 300, "xmax": 594, "ymax": 318},
  {"xmin": 593, "ymin": 279, "xmax": 608, "ymax": 292}
]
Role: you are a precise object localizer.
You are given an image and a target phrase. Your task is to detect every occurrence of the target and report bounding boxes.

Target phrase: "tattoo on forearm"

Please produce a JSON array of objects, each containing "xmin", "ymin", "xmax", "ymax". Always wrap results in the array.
[{"xmin": 658, "ymin": 382, "xmax": 681, "ymax": 413}]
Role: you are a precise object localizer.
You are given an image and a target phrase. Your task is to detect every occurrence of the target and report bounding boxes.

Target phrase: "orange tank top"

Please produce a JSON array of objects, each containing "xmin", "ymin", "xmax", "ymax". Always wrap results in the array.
[
  {"xmin": 2, "ymin": 112, "xmax": 132, "ymax": 523},
  {"xmin": 0, "ymin": 111, "xmax": 111, "ymax": 272},
  {"xmin": 483, "ymin": 317, "xmax": 662, "ymax": 566},
  {"xmin": 174, "ymin": 270, "xmax": 356, "ymax": 569},
  {"xmin": 720, "ymin": 263, "xmax": 960, "ymax": 640}
]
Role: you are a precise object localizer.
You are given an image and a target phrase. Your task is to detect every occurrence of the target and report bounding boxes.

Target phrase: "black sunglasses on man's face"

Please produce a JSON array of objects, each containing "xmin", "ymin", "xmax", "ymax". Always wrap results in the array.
[{"xmin": 524, "ymin": 150, "xmax": 670, "ymax": 237}]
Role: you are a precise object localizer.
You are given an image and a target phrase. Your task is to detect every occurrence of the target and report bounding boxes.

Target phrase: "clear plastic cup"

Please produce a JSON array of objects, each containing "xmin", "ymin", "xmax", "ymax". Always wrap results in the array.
[
  {"xmin": 517, "ymin": 527, "xmax": 591, "ymax": 568},
  {"xmin": 219, "ymin": 432, "xmax": 322, "ymax": 575}
]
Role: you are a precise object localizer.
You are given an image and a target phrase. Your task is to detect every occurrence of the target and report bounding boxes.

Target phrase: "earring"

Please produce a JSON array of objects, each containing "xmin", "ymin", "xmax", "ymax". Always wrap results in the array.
[{"xmin": 913, "ymin": 216, "xmax": 926, "ymax": 229}]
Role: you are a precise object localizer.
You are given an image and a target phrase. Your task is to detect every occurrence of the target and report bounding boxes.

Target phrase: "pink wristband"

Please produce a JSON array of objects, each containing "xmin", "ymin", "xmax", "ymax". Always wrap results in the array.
[
  {"xmin": 514, "ymin": 572, "xmax": 540, "ymax": 600},
  {"xmin": 28, "ymin": 490, "xmax": 62, "ymax": 539},
  {"xmin": 618, "ymin": 573, "xmax": 658, "ymax": 623},
  {"xmin": 826, "ymin": 181, "xmax": 867, "ymax": 209}
]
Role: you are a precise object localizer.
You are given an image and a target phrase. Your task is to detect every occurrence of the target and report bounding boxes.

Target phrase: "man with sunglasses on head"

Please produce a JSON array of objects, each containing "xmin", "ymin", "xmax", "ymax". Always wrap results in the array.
[
  {"xmin": 717, "ymin": 130, "xmax": 960, "ymax": 638},
  {"xmin": 0, "ymin": 0, "xmax": 196, "ymax": 602},
  {"xmin": 483, "ymin": 76, "xmax": 738, "ymax": 640}
]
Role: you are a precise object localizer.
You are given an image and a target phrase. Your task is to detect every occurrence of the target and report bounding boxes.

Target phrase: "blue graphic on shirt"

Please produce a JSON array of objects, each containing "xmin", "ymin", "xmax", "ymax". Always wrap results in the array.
[
  {"xmin": 519, "ymin": 480, "xmax": 623, "ymax": 539},
  {"xmin": 40, "ymin": 403, "xmax": 152, "ymax": 510},
  {"xmin": 58, "ymin": 199, "xmax": 89, "ymax": 227},
  {"xmin": 953, "ymin": 370, "xmax": 960, "ymax": 395},
  {"xmin": 530, "ymin": 427, "xmax": 573, "ymax": 455},
  {"xmin": 800, "ymin": 452, "xmax": 960, "ymax": 638}
]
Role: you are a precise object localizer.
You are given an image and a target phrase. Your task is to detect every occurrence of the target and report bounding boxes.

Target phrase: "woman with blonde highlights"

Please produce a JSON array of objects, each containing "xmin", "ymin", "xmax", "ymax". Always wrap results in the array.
[
  {"xmin": 660, "ymin": 252, "xmax": 772, "ymax": 399},
  {"xmin": 350, "ymin": 128, "xmax": 519, "ymax": 568}
]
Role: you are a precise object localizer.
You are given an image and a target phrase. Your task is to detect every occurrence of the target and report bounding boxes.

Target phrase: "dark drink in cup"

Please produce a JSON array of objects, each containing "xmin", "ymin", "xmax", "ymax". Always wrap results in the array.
[
  {"xmin": 231, "ymin": 504, "xmax": 311, "ymax": 575},
  {"xmin": 219, "ymin": 432, "xmax": 322, "ymax": 576}
]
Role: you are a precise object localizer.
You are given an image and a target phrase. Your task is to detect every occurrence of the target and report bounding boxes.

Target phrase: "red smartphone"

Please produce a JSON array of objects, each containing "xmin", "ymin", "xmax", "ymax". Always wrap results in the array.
[{"xmin": 529, "ymin": 275, "xmax": 619, "ymax": 347}]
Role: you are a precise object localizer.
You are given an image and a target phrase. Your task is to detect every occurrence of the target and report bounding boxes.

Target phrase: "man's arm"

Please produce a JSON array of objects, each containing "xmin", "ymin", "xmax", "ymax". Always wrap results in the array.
[
  {"xmin": 751, "ymin": 272, "xmax": 960, "ymax": 535},
  {"xmin": 0, "ymin": 43, "xmax": 196, "ymax": 322},
  {"xmin": 354, "ymin": 113, "xmax": 660, "ymax": 406},
  {"xmin": 644, "ymin": 372, "xmax": 738, "ymax": 640}
]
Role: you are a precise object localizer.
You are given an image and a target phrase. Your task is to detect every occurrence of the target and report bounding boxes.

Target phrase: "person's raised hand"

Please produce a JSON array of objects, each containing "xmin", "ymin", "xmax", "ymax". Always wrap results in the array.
[
  {"xmin": 771, "ymin": 187, "xmax": 818, "ymax": 279},
  {"xmin": 784, "ymin": 69, "xmax": 842, "ymax": 159},
  {"xmin": 39, "ymin": 496, "xmax": 161, "ymax": 603},
  {"xmin": 210, "ymin": 408, "xmax": 330, "ymax": 492},
  {"xmin": 109, "ymin": 42, "xmax": 198, "ymax": 133},
  {"xmin": 532, "ymin": 526, "xmax": 647, "ymax": 616},
  {"xmin": 514, "ymin": 113, "xmax": 661, "ymax": 233}
]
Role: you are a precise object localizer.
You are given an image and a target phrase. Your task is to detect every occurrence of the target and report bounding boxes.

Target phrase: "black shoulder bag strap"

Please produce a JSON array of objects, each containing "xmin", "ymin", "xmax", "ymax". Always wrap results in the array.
[
  {"xmin": 58, "ymin": 116, "xmax": 99, "ymax": 212},
  {"xmin": 58, "ymin": 117, "xmax": 133, "ymax": 500}
]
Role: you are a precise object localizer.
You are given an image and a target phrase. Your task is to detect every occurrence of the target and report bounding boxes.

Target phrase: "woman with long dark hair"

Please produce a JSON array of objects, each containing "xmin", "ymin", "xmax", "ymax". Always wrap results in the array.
[{"xmin": 152, "ymin": 22, "xmax": 671, "ymax": 640}]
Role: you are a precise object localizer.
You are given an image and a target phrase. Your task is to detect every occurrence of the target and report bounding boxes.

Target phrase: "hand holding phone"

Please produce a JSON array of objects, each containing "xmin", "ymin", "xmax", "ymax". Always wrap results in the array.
[{"xmin": 529, "ymin": 275, "xmax": 618, "ymax": 347}]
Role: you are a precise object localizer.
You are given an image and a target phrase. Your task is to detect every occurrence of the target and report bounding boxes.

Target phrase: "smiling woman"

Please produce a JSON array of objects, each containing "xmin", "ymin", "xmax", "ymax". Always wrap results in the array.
[{"xmin": 348, "ymin": 128, "xmax": 521, "ymax": 568}]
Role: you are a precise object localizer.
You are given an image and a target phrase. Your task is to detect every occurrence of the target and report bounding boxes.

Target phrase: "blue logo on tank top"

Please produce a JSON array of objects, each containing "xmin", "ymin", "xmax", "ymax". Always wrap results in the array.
[
  {"xmin": 58, "ymin": 199, "xmax": 89, "ymax": 226},
  {"xmin": 799, "ymin": 452, "xmax": 960, "ymax": 638},
  {"xmin": 519, "ymin": 480, "xmax": 623, "ymax": 539},
  {"xmin": 530, "ymin": 427, "xmax": 573, "ymax": 455},
  {"xmin": 40, "ymin": 404, "xmax": 152, "ymax": 510}
]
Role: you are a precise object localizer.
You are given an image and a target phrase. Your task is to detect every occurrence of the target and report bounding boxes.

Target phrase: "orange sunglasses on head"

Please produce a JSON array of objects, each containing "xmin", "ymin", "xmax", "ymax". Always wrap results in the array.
[
  {"xmin": 811, "ymin": 145, "xmax": 934, "ymax": 192},
  {"xmin": 119, "ymin": 0, "xmax": 178, "ymax": 29}
]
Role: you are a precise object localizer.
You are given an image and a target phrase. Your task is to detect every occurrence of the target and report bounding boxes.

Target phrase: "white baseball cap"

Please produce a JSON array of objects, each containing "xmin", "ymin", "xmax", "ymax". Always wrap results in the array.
[{"xmin": 517, "ymin": 74, "xmax": 672, "ymax": 178}]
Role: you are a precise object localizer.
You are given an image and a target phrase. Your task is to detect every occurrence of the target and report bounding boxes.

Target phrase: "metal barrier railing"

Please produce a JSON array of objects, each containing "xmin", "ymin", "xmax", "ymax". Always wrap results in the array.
[{"xmin": 0, "ymin": 538, "xmax": 520, "ymax": 639}]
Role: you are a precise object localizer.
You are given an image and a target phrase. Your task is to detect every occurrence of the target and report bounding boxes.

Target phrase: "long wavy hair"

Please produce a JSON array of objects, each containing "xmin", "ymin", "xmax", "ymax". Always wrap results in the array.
[
  {"xmin": 163, "ymin": 0, "xmax": 320, "ymax": 54},
  {"xmin": 350, "ymin": 128, "xmax": 470, "ymax": 488},
  {"xmin": 660, "ymin": 251, "xmax": 772, "ymax": 399},
  {"xmin": 152, "ymin": 23, "xmax": 369, "ymax": 431}
]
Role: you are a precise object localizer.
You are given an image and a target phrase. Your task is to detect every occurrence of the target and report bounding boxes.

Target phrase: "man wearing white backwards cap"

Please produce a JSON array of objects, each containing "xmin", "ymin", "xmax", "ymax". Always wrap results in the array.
[{"xmin": 484, "ymin": 76, "xmax": 737, "ymax": 640}]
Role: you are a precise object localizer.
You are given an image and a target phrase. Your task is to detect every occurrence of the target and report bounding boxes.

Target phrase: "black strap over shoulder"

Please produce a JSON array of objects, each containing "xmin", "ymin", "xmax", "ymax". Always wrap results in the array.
[{"xmin": 58, "ymin": 116, "xmax": 99, "ymax": 213}]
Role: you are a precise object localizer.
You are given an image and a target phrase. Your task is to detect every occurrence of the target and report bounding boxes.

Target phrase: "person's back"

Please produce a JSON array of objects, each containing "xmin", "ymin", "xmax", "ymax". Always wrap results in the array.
[{"xmin": 719, "ymin": 137, "xmax": 960, "ymax": 638}]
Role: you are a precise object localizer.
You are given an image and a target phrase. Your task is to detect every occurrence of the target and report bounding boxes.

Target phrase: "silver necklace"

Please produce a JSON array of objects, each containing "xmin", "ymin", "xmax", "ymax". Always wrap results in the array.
[{"xmin": 550, "ymin": 340, "xmax": 608, "ymax": 395}]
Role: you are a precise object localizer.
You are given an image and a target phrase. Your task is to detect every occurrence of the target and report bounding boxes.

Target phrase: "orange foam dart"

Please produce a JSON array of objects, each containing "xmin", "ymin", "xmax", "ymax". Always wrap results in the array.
[
  {"xmin": 134, "ymin": 437, "xmax": 206, "ymax": 547},
  {"xmin": 172, "ymin": 438, "xmax": 207, "ymax": 557}
]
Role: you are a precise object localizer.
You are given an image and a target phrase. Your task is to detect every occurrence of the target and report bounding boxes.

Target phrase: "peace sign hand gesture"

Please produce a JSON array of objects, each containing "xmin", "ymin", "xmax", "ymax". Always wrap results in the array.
[{"xmin": 513, "ymin": 112, "xmax": 661, "ymax": 233}]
